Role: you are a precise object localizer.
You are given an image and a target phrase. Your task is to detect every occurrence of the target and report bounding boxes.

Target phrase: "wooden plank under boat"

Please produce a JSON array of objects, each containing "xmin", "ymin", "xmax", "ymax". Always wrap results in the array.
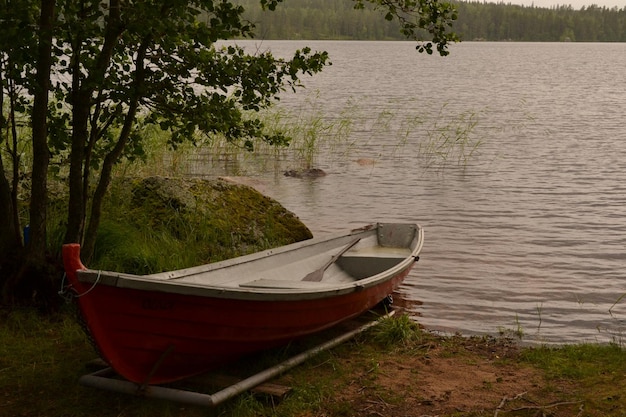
[{"xmin": 62, "ymin": 222, "xmax": 424, "ymax": 385}]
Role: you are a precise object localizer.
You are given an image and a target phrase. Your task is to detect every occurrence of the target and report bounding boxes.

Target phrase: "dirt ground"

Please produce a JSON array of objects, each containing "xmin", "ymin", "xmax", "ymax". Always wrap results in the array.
[
  {"xmin": 310, "ymin": 335, "xmax": 583, "ymax": 417},
  {"xmin": 264, "ymin": 310, "xmax": 587, "ymax": 417}
]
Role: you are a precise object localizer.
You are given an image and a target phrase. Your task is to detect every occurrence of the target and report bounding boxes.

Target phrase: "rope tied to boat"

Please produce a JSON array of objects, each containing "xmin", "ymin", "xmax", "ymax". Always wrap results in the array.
[
  {"xmin": 57, "ymin": 270, "xmax": 105, "ymax": 361},
  {"xmin": 58, "ymin": 273, "xmax": 73, "ymax": 303},
  {"xmin": 58, "ymin": 270, "xmax": 102, "ymax": 302}
]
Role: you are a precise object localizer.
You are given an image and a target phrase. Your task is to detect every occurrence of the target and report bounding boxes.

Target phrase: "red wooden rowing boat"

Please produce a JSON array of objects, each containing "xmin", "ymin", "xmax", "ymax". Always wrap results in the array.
[{"xmin": 62, "ymin": 223, "xmax": 423, "ymax": 385}]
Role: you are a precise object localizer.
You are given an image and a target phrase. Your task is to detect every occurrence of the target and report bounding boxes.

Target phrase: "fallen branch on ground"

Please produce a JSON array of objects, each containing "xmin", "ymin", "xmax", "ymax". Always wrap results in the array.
[{"xmin": 494, "ymin": 391, "xmax": 584, "ymax": 417}]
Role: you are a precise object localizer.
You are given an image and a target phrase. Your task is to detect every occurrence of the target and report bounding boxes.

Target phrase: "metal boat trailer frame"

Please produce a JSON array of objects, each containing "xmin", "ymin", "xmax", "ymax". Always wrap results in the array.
[{"xmin": 79, "ymin": 310, "xmax": 396, "ymax": 407}]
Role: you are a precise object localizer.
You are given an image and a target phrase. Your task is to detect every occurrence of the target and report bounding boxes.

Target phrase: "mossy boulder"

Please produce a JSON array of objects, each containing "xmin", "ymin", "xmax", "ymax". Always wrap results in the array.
[
  {"xmin": 131, "ymin": 176, "xmax": 312, "ymax": 244},
  {"xmin": 95, "ymin": 176, "xmax": 312, "ymax": 273}
]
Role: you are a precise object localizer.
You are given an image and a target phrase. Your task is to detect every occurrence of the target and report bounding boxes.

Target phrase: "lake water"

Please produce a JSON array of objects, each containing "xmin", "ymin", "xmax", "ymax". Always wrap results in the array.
[{"xmin": 200, "ymin": 41, "xmax": 626, "ymax": 345}]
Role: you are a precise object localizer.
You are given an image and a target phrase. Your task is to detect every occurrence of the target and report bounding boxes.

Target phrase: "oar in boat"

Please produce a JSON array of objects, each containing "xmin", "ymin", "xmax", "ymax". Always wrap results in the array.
[{"xmin": 301, "ymin": 237, "xmax": 361, "ymax": 282}]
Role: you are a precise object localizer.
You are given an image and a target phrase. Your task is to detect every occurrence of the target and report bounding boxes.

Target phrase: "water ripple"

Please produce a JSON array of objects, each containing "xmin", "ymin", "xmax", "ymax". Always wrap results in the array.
[{"xmin": 215, "ymin": 40, "xmax": 626, "ymax": 344}]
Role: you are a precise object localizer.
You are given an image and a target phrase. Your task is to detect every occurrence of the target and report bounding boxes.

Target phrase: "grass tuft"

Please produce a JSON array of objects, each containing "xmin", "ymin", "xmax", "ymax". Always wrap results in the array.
[{"xmin": 370, "ymin": 312, "xmax": 424, "ymax": 348}]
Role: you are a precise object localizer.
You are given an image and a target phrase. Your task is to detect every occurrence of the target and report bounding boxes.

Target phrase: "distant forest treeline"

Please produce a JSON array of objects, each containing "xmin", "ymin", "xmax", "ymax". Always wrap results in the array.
[{"xmin": 235, "ymin": 0, "xmax": 626, "ymax": 42}]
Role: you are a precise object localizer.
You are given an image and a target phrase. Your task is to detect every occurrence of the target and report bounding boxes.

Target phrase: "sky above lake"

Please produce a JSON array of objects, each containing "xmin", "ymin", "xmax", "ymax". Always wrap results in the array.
[{"xmin": 511, "ymin": 0, "xmax": 624, "ymax": 8}]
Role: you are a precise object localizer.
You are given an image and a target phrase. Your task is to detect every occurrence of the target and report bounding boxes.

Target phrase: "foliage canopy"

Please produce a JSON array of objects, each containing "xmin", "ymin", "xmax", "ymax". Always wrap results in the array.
[{"xmin": 0, "ymin": 0, "xmax": 457, "ymax": 307}]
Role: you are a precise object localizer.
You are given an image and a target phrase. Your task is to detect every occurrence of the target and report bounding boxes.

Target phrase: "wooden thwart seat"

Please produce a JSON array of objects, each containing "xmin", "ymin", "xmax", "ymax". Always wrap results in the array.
[{"xmin": 239, "ymin": 279, "xmax": 335, "ymax": 290}]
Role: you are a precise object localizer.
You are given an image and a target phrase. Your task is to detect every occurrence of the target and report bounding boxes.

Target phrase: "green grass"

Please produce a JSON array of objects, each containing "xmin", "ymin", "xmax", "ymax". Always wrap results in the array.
[
  {"xmin": 521, "ymin": 342, "xmax": 626, "ymax": 380},
  {"xmin": 519, "ymin": 343, "xmax": 626, "ymax": 415},
  {"xmin": 0, "ymin": 307, "xmax": 93, "ymax": 416}
]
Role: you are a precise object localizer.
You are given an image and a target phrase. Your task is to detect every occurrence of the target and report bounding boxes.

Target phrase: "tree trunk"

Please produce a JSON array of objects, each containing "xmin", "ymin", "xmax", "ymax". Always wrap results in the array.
[
  {"xmin": 64, "ymin": 92, "xmax": 89, "ymax": 245},
  {"xmin": 81, "ymin": 38, "xmax": 149, "ymax": 262},
  {"xmin": 1, "ymin": 0, "xmax": 56, "ymax": 306},
  {"xmin": 64, "ymin": 0, "xmax": 124, "ymax": 247},
  {"xmin": 28, "ymin": 0, "xmax": 56, "ymax": 263},
  {"xmin": 0, "ymin": 166, "xmax": 21, "ymax": 304},
  {"xmin": 0, "ymin": 157, "xmax": 20, "ymax": 264},
  {"xmin": 0, "ymin": 74, "xmax": 22, "ymax": 264}
]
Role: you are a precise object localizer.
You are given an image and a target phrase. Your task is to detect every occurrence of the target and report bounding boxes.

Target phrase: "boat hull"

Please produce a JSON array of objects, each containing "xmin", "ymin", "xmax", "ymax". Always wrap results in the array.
[
  {"xmin": 62, "ymin": 223, "xmax": 422, "ymax": 385},
  {"xmin": 73, "ymin": 271, "xmax": 408, "ymax": 384}
]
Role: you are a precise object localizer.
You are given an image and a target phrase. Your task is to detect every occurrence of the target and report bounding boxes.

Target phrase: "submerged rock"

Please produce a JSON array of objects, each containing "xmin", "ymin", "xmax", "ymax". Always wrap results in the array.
[{"xmin": 283, "ymin": 168, "xmax": 327, "ymax": 178}]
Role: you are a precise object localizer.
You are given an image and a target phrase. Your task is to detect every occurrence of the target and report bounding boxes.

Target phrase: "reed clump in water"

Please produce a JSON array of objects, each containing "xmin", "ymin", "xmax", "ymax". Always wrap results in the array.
[
  {"xmin": 416, "ymin": 105, "xmax": 483, "ymax": 170},
  {"xmin": 120, "ymin": 99, "xmax": 485, "ymax": 181}
]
